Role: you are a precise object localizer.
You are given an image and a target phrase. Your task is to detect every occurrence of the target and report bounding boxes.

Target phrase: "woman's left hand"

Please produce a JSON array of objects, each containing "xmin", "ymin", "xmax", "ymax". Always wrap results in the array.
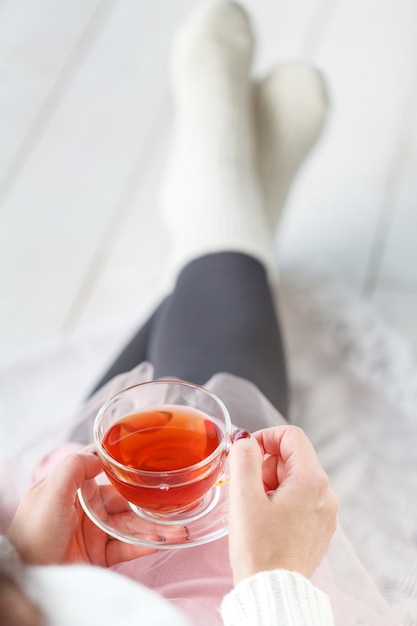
[{"xmin": 7, "ymin": 450, "xmax": 157, "ymax": 566}]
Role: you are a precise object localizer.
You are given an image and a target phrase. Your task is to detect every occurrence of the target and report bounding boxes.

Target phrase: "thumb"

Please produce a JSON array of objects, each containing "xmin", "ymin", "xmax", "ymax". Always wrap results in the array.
[
  {"xmin": 48, "ymin": 450, "xmax": 102, "ymax": 503},
  {"xmin": 228, "ymin": 436, "xmax": 265, "ymax": 508}
]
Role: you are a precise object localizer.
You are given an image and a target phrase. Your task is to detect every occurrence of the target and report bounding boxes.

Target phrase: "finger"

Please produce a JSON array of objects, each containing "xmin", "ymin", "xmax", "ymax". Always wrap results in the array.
[
  {"xmin": 101, "ymin": 486, "xmax": 133, "ymax": 516},
  {"xmin": 48, "ymin": 452, "xmax": 102, "ymax": 504},
  {"xmin": 106, "ymin": 538, "xmax": 157, "ymax": 566},
  {"xmin": 261, "ymin": 454, "xmax": 280, "ymax": 491},
  {"xmin": 104, "ymin": 520, "xmax": 188, "ymax": 566},
  {"xmin": 228, "ymin": 436, "xmax": 265, "ymax": 510},
  {"xmin": 79, "ymin": 444, "xmax": 97, "ymax": 455},
  {"xmin": 253, "ymin": 426, "xmax": 320, "ymax": 475}
]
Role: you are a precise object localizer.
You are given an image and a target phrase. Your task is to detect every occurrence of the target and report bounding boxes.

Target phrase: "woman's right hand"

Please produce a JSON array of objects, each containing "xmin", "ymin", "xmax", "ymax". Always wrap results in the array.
[
  {"xmin": 227, "ymin": 426, "xmax": 339, "ymax": 584},
  {"xmin": 6, "ymin": 450, "xmax": 157, "ymax": 567}
]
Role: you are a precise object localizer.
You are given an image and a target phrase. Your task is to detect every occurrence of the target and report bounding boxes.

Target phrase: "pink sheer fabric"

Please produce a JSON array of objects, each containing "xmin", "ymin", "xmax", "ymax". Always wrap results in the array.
[{"xmin": 28, "ymin": 363, "xmax": 398, "ymax": 626}]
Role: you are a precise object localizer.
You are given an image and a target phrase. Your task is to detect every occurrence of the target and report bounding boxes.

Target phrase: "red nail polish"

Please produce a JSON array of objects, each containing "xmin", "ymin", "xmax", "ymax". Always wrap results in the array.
[{"xmin": 231, "ymin": 428, "xmax": 251, "ymax": 443}]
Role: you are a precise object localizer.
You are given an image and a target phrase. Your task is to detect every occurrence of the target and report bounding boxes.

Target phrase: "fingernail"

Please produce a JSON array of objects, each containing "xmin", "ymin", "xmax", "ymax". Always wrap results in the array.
[
  {"xmin": 79, "ymin": 444, "xmax": 97, "ymax": 456},
  {"xmin": 231, "ymin": 428, "xmax": 251, "ymax": 443}
]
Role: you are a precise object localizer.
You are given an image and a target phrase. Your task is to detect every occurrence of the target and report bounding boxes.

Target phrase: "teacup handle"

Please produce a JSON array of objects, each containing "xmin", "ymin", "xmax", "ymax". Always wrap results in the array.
[{"xmin": 215, "ymin": 428, "xmax": 251, "ymax": 486}]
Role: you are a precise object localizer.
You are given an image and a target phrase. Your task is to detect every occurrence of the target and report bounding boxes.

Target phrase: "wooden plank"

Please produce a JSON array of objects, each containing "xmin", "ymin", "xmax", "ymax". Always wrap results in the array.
[
  {"xmin": 0, "ymin": 0, "xmax": 103, "ymax": 194},
  {"xmin": 0, "ymin": 0, "xmax": 195, "ymax": 354},
  {"xmin": 65, "ymin": 105, "xmax": 173, "ymax": 331},
  {"xmin": 71, "ymin": 119, "xmax": 172, "ymax": 331},
  {"xmin": 241, "ymin": 0, "xmax": 326, "ymax": 73},
  {"xmin": 278, "ymin": 0, "xmax": 417, "ymax": 294}
]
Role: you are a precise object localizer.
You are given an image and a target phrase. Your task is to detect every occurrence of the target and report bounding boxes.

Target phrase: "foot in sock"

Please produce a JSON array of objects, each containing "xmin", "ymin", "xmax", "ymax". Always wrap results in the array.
[
  {"xmin": 160, "ymin": 0, "xmax": 328, "ymax": 284},
  {"xmin": 255, "ymin": 63, "xmax": 328, "ymax": 231},
  {"xmin": 159, "ymin": 0, "xmax": 273, "ymax": 279}
]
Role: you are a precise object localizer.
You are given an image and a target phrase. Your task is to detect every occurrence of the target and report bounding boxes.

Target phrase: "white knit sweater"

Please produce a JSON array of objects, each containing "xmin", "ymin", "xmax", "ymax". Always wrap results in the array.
[{"xmin": 221, "ymin": 569, "xmax": 334, "ymax": 625}]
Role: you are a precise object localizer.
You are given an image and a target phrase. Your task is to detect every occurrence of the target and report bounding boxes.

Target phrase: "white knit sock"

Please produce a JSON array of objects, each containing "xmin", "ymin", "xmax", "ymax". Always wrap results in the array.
[
  {"xmin": 254, "ymin": 62, "xmax": 328, "ymax": 231},
  {"xmin": 159, "ymin": 0, "xmax": 273, "ymax": 280}
]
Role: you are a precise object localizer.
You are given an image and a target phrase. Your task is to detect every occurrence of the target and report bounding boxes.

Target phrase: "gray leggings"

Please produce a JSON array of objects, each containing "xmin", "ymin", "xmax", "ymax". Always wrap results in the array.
[{"xmin": 90, "ymin": 252, "xmax": 288, "ymax": 417}]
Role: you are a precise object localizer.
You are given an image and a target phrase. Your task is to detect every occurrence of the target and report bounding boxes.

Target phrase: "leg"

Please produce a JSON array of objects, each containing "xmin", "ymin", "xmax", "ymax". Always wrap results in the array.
[
  {"xmin": 88, "ymin": 251, "xmax": 288, "ymax": 415},
  {"xmin": 149, "ymin": 252, "xmax": 288, "ymax": 416},
  {"xmin": 84, "ymin": 0, "xmax": 326, "ymax": 422},
  {"xmin": 87, "ymin": 3, "xmax": 276, "ymax": 395}
]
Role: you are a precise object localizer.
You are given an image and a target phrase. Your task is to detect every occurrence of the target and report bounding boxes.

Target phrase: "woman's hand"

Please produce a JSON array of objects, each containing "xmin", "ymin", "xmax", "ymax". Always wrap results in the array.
[
  {"xmin": 7, "ymin": 450, "xmax": 157, "ymax": 567},
  {"xmin": 227, "ymin": 426, "xmax": 339, "ymax": 584}
]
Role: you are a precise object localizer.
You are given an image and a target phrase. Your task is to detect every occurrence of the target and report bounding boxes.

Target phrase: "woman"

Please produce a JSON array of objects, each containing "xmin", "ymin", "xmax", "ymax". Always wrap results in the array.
[{"xmin": 1, "ymin": 2, "xmax": 395, "ymax": 624}]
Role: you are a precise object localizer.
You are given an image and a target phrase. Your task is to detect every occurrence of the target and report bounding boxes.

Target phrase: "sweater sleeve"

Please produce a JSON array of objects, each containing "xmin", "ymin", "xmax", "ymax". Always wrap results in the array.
[{"xmin": 220, "ymin": 569, "xmax": 334, "ymax": 626}]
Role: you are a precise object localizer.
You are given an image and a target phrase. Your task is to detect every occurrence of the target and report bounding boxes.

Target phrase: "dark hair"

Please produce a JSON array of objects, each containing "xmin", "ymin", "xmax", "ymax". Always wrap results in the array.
[{"xmin": 0, "ymin": 572, "xmax": 44, "ymax": 626}]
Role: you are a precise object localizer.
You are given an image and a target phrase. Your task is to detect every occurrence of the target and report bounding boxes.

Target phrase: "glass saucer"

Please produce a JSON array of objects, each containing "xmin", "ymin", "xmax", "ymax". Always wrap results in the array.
[{"xmin": 77, "ymin": 471, "xmax": 229, "ymax": 549}]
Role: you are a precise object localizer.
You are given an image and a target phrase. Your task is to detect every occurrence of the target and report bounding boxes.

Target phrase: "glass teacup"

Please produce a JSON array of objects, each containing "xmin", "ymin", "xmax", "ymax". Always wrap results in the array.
[{"xmin": 94, "ymin": 380, "xmax": 232, "ymax": 523}]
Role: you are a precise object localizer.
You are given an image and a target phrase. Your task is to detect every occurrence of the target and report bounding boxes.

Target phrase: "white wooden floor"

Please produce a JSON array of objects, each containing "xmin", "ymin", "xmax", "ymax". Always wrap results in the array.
[{"xmin": 1, "ymin": 0, "xmax": 417, "ymax": 365}]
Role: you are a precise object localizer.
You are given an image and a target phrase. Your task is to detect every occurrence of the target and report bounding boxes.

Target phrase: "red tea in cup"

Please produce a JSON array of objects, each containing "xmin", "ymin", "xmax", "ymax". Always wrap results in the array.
[
  {"xmin": 94, "ymin": 380, "xmax": 231, "ymax": 520},
  {"xmin": 103, "ymin": 406, "xmax": 222, "ymax": 471},
  {"xmin": 102, "ymin": 405, "xmax": 225, "ymax": 513}
]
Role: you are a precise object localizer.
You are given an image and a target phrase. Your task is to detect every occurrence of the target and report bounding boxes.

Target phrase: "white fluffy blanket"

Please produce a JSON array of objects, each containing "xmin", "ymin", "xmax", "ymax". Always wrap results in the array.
[{"xmin": 1, "ymin": 270, "xmax": 416, "ymax": 625}]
